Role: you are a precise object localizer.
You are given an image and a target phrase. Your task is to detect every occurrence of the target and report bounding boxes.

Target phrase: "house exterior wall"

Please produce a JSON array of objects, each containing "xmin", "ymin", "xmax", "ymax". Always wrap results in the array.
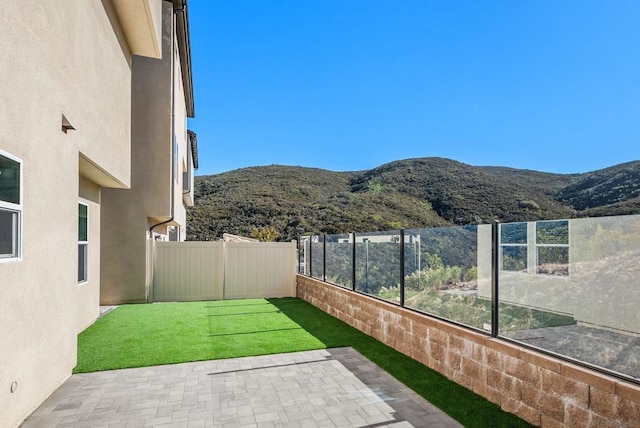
[
  {"xmin": 298, "ymin": 275, "xmax": 640, "ymax": 427},
  {"xmin": 100, "ymin": 0, "xmax": 195, "ymax": 305},
  {"xmin": 0, "ymin": 2, "xmax": 125, "ymax": 427},
  {"xmin": 0, "ymin": 1, "xmax": 167, "ymax": 426},
  {"xmin": 99, "ymin": 207, "xmax": 150, "ymax": 304}
]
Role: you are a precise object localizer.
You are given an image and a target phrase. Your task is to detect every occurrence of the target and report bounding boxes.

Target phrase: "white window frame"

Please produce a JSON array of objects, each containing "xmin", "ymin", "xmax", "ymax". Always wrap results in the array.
[
  {"xmin": 78, "ymin": 202, "xmax": 88, "ymax": 283},
  {"xmin": 173, "ymin": 136, "xmax": 179, "ymax": 184},
  {"xmin": 499, "ymin": 220, "xmax": 571, "ymax": 277},
  {"xmin": 499, "ymin": 222, "xmax": 528, "ymax": 273},
  {"xmin": 0, "ymin": 150, "xmax": 23, "ymax": 261},
  {"xmin": 535, "ymin": 219, "xmax": 570, "ymax": 277}
]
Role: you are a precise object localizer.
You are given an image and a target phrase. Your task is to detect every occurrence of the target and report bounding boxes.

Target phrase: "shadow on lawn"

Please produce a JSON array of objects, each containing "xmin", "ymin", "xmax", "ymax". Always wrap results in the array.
[
  {"xmin": 207, "ymin": 310, "xmax": 281, "ymax": 316},
  {"xmin": 204, "ymin": 302, "xmax": 272, "ymax": 308},
  {"xmin": 267, "ymin": 297, "xmax": 356, "ymax": 348},
  {"xmin": 208, "ymin": 327, "xmax": 302, "ymax": 337}
]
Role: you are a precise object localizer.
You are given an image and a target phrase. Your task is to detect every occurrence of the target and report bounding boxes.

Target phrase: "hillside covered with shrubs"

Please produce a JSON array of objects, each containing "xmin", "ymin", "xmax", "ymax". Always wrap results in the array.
[{"xmin": 187, "ymin": 157, "xmax": 640, "ymax": 241}]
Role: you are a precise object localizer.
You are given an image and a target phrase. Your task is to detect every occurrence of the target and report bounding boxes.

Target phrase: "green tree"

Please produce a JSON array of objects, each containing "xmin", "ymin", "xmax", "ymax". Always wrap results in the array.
[{"xmin": 250, "ymin": 226, "xmax": 280, "ymax": 242}]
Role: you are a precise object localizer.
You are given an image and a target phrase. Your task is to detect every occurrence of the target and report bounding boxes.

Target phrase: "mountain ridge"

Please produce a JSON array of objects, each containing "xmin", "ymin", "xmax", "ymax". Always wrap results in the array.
[{"xmin": 187, "ymin": 157, "xmax": 640, "ymax": 241}]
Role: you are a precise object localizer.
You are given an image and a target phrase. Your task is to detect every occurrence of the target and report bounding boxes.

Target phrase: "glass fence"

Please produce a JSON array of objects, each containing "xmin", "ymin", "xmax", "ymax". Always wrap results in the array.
[
  {"xmin": 355, "ymin": 231, "xmax": 401, "ymax": 302},
  {"xmin": 309, "ymin": 239, "xmax": 324, "ymax": 281},
  {"xmin": 298, "ymin": 214, "xmax": 640, "ymax": 383},
  {"xmin": 403, "ymin": 226, "xmax": 483, "ymax": 331},
  {"xmin": 326, "ymin": 233, "xmax": 352, "ymax": 289}
]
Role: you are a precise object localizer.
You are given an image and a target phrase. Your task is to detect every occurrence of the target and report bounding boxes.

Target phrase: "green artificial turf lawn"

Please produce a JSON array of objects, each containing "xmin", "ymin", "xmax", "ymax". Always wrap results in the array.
[
  {"xmin": 75, "ymin": 299, "xmax": 325, "ymax": 373},
  {"xmin": 77, "ymin": 298, "xmax": 532, "ymax": 428}
]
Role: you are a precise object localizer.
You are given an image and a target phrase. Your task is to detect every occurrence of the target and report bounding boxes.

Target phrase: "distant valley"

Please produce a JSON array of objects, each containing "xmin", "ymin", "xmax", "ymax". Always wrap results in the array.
[{"xmin": 187, "ymin": 158, "xmax": 640, "ymax": 241}]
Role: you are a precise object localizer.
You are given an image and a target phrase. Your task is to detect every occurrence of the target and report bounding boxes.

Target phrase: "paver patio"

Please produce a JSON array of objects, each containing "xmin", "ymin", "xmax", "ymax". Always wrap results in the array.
[{"xmin": 20, "ymin": 347, "xmax": 462, "ymax": 428}]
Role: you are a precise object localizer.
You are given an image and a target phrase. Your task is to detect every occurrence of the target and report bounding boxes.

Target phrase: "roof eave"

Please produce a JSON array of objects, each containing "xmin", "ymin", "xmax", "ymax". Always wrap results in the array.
[{"xmin": 173, "ymin": 0, "xmax": 195, "ymax": 117}]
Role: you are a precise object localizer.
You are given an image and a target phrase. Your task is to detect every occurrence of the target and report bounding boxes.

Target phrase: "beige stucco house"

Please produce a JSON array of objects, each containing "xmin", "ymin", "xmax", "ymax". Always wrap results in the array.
[
  {"xmin": 0, "ymin": 1, "xmax": 196, "ymax": 426},
  {"xmin": 100, "ymin": 0, "xmax": 197, "ymax": 305}
]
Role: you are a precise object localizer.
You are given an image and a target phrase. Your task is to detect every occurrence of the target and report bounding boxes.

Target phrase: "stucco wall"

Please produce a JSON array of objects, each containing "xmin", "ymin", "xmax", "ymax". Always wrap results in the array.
[
  {"xmin": 100, "ymin": 212, "xmax": 150, "ymax": 304},
  {"xmin": 298, "ymin": 275, "xmax": 640, "ymax": 427},
  {"xmin": 0, "ymin": 1, "xmax": 134, "ymax": 426},
  {"xmin": 101, "ymin": 1, "xmax": 192, "ymax": 304}
]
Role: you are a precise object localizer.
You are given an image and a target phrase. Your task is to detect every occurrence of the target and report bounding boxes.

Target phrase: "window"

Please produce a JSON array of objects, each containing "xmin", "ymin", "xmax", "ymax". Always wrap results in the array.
[
  {"xmin": 168, "ymin": 226, "xmax": 179, "ymax": 241},
  {"xmin": 78, "ymin": 203, "xmax": 88, "ymax": 282},
  {"xmin": 536, "ymin": 220, "xmax": 569, "ymax": 276},
  {"xmin": 0, "ymin": 151, "xmax": 22, "ymax": 260},
  {"xmin": 499, "ymin": 220, "xmax": 570, "ymax": 276},
  {"xmin": 173, "ymin": 136, "xmax": 178, "ymax": 183},
  {"xmin": 499, "ymin": 222, "xmax": 528, "ymax": 272}
]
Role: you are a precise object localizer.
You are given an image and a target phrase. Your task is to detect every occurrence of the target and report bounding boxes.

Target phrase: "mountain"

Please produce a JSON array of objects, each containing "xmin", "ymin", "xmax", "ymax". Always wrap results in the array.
[
  {"xmin": 187, "ymin": 158, "xmax": 640, "ymax": 241},
  {"xmin": 558, "ymin": 161, "xmax": 640, "ymax": 212}
]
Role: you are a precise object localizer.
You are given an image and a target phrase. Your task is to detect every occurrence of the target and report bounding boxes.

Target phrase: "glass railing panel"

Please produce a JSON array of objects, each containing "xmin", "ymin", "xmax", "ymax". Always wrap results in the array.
[
  {"xmin": 325, "ymin": 233, "xmax": 352, "ymax": 289},
  {"xmin": 309, "ymin": 236, "xmax": 324, "ymax": 281},
  {"xmin": 498, "ymin": 215, "xmax": 640, "ymax": 381},
  {"xmin": 355, "ymin": 231, "xmax": 401, "ymax": 304},
  {"xmin": 297, "ymin": 236, "xmax": 310, "ymax": 275},
  {"xmin": 404, "ymin": 226, "xmax": 486, "ymax": 331}
]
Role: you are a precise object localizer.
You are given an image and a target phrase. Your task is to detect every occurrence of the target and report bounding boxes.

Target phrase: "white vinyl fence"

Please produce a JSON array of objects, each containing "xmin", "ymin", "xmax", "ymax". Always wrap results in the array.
[{"xmin": 152, "ymin": 241, "xmax": 296, "ymax": 302}]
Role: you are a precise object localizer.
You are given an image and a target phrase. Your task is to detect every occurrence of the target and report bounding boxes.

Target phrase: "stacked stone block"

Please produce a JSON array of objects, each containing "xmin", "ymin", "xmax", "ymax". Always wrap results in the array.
[{"xmin": 297, "ymin": 275, "xmax": 640, "ymax": 427}]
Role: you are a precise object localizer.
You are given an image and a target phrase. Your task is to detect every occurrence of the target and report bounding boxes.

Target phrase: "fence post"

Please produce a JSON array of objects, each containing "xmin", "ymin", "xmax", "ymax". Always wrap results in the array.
[
  {"xmin": 309, "ymin": 237, "xmax": 313, "ymax": 278},
  {"xmin": 400, "ymin": 229, "xmax": 405, "ymax": 307},
  {"xmin": 297, "ymin": 237, "xmax": 301, "ymax": 274},
  {"xmin": 323, "ymin": 234, "xmax": 327, "ymax": 282},
  {"xmin": 351, "ymin": 232, "xmax": 356, "ymax": 291},
  {"xmin": 146, "ymin": 236, "xmax": 155, "ymax": 303},
  {"xmin": 291, "ymin": 240, "xmax": 297, "ymax": 297},
  {"xmin": 491, "ymin": 220, "xmax": 500, "ymax": 338}
]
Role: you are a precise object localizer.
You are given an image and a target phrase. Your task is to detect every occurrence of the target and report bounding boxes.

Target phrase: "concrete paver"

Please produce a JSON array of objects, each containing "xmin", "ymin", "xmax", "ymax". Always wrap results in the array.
[{"xmin": 21, "ymin": 348, "xmax": 462, "ymax": 428}]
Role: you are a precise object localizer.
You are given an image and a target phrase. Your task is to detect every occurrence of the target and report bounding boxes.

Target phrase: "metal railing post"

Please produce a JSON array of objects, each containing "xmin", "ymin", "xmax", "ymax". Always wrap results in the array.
[
  {"xmin": 351, "ymin": 232, "xmax": 356, "ymax": 291},
  {"xmin": 399, "ymin": 229, "xmax": 405, "ymax": 307},
  {"xmin": 323, "ymin": 234, "xmax": 327, "ymax": 282},
  {"xmin": 297, "ymin": 237, "xmax": 301, "ymax": 274},
  {"xmin": 491, "ymin": 220, "xmax": 500, "ymax": 338},
  {"xmin": 309, "ymin": 236, "xmax": 313, "ymax": 278}
]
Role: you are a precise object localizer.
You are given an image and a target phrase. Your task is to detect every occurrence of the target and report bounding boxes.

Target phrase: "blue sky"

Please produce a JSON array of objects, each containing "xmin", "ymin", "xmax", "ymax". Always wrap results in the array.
[{"xmin": 188, "ymin": 1, "xmax": 639, "ymax": 176}]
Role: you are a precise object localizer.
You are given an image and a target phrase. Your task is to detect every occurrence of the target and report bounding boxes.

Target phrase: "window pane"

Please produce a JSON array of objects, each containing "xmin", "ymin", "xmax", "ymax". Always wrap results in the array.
[
  {"xmin": 537, "ymin": 220, "xmax": 569, "ymax": 245},
  {"xmin": 501, "ymin": 222, "xmax": 527, "ymax": 244},
  {"xmin": 0, "ymin": 209, "xmax": 16, "ymax": 257},
  {"xmin": 355, "ymin": 231, "xmax": 401, "ymax": 304},
  {"xmin": 501, "ymin": 246, "xmax": 527, "ymax": 272},
  {"xmin": 310, "ymin": 237, "xmax": 324, "ymax": 280},
  {"xmin": 78, "ymin": 204, "xmax": 88, "ymax": 241},
  {"xmin": 0, "ymin": 155, "xmax": 20, "ymax": 204},
  {"xmin": 78, "ymin": 243, "xmax": 87, "ymax": 282},
  {"xmin": 173, "ymin": 137, "xmax": 178, "ymax": 182},
  {"xmin": 404, "ymin": 226, "xmax": 485, "ymax": 331},
  {"xmin": 537, "ymin": 246, "xmax": 569, "ymax": 276},
  {"xmin": 325, "ymin": 234, "xmax": 352, "ymax": 289}
]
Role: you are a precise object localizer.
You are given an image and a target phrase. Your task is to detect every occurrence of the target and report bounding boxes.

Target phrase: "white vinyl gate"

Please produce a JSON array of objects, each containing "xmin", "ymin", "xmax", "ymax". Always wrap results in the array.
[{"xmin": 152, "ymin": 241, "xmax": 297, "ymax": 302}]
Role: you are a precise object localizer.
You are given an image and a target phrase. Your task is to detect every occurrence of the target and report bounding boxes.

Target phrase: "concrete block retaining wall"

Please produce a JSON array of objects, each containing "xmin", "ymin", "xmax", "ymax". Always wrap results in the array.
[{"xmin": 297, "ymin": 275, "xmax": 640, "ymax": 427}]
